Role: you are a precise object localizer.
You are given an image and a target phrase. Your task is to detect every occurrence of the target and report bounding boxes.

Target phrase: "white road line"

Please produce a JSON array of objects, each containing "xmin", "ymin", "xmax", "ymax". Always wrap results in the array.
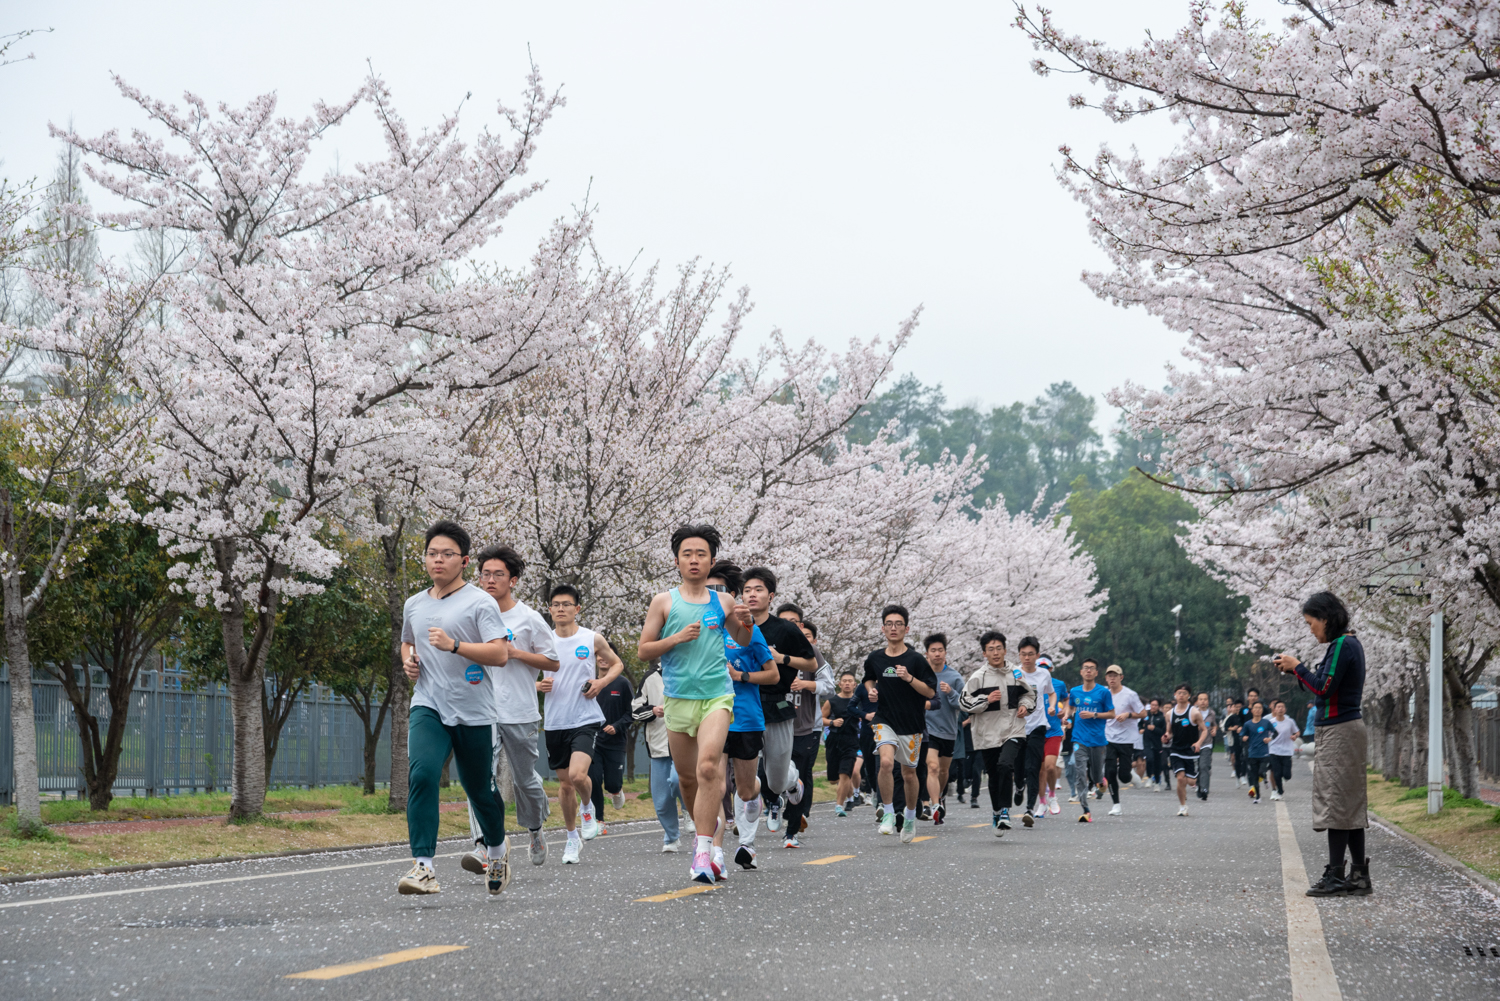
[
  {"xmin": 1274, "ymin": 800, "xmax": 1344, "ymax": 1001},
  {"xmin": 0, "ymin": 826, "xmax": 665, "ymax": 911}
]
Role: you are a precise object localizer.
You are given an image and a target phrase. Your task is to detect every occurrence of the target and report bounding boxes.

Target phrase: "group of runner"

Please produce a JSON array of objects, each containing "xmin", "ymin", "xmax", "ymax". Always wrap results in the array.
[{"xmin": 392, "ymin": 519, "xmax": 1286, "ymax": 895}]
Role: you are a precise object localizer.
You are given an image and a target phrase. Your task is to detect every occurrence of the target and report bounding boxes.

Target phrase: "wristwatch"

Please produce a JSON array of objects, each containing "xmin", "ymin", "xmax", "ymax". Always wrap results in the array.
[
  {"xmin": 780, "ymin": 654, "xmax": 791, "ymax": 668},
  {"xmin": 452, "ymin": 638, "xmax": 461, "ymax": 654}
]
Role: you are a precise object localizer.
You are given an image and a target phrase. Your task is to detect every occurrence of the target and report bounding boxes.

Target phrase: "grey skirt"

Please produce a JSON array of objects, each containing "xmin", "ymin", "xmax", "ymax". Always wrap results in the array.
[{"xmin": 1312, "ymin": 718, "xmax": 1368, "ymax": 830}]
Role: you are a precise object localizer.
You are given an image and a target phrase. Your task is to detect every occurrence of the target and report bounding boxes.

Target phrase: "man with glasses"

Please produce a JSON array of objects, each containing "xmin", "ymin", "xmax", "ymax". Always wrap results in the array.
[
  {"xmin": 398, "ymin": 521, "xmax": 513, "ymax": 897},
  {"xmin": 543, "ymin": 583, "xmax": 624, "ymax": 864},
  {"xmin": 861, "ymin": 604, "xmax": 937, "ymax": 844},
  {"xmin": 461, "ymin": 545, "xmax": 559, "ymax": 878},
  {"xmin": 740, "ymin": 568, "xmax": 817, "ymax": 837}
]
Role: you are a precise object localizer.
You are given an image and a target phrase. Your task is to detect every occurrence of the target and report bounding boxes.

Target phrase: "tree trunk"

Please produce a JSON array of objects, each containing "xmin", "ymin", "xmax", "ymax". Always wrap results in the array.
[
  {"xmin": 1443, "ymin": 649, "xmax": 1486, "ymax": 800},
  {"xmin": 1385, "ymin": 688, "xmax": 1409, "ymax": 786},
  {"xmin": 378, "ymin": 515, "xmax": 410, "ymax": 813},
  {"xmin": 1406, "ymin": 683, "xmax": 1428, "ymax": 790},
  {"xmin": 214, "ymin": 539, "xmax": 279, "ymax": 820},
  {"xmin": 1365, "ymin": 694, "xmax": 1387, "ymax": 775},
  {"xmin": 2, "ymin": 571, "xmax": 41, "ymax": 825}
]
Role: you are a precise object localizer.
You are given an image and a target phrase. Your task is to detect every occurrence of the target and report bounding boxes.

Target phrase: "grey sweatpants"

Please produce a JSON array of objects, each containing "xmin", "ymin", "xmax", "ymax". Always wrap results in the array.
[
  {"xmin": 761, "ymin": 718, "xmax": 800, "ymax": 797},
  {"xmin": 1197, "ymin": 745, "xmax": 1213, "ymax": 795},
  {"xmin": 468, "ymin": 720, "xmax": 550, "ymax": 843}
]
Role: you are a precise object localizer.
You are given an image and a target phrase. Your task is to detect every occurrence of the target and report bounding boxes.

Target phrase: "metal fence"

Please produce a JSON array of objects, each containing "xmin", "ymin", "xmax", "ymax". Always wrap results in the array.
[
  {"xmin": 0, "ymin": 663, "xmax": 390, "ymax": 805},
  {"xmin": 1479, "ymin": 708, "xmax": 1500, "ymax": 785}
]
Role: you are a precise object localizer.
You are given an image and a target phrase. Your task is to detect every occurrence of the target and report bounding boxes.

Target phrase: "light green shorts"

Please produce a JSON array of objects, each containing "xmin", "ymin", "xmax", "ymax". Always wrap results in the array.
[{"xmin": 664, "ymin": 694, "xmax": 735, "ymax": 737}]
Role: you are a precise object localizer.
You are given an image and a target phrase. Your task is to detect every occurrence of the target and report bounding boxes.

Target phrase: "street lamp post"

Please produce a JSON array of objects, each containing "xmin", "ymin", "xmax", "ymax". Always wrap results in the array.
[{"xmin": 1429, "ymin": 611, "xmax": 1444, "ymax": 815}]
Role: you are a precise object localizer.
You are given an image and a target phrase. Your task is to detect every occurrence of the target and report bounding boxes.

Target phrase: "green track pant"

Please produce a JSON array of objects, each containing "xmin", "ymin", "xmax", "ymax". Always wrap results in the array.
[{"xmin": 407, "ymin": 705, "xmax": 506, "ymax": 857}]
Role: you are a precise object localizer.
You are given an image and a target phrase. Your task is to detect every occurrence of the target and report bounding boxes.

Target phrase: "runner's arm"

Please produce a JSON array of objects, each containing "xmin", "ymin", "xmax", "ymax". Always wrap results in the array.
[
  {"xmin": 637, "ymin": 593, "xmax": 683, "ymax": 660},
  {"xmin": 585, "ymin": 634, "xmax": 626, "ymax": 698},
  {"xmin": 739, "ymin": 657, "xmax": 780, "ymax": 686},
  {"xmin": 508, "ymin": 645, "xmax": 559, "ymax": 671}
]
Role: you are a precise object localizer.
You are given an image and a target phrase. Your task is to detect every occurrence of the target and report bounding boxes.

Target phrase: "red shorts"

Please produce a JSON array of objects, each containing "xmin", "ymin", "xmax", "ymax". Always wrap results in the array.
[{"xmin": 1044, "ymin": 735, "xmax": 1063, "ymax": 758}]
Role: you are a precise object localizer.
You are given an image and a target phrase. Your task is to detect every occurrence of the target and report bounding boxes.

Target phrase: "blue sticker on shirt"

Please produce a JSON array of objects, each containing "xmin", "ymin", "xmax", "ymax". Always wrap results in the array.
[
  {"xmin": 575, "ymin": 646, "xmax": 590, "ymax": 660},
  {"xmin": 465, "ymin": 663, "xmax": 485, "ymax": 685},
  {"xmin": 703, "ymin": 600, "xmax": 725, "ymax": 631}
]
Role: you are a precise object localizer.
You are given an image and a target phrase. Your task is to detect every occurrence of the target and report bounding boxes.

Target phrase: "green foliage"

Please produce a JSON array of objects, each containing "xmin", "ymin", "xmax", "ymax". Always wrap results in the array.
[
  {"xmin": 4, "ymin": 813, "xmax": 63, "ymax": 841},
  {"xmin": 848, "ymin": 375, "xmax": 1107, "ymax": 513},
  {"xmin": 1064, "ymin": 473, "xmax": 1250, "ymax": 700}
]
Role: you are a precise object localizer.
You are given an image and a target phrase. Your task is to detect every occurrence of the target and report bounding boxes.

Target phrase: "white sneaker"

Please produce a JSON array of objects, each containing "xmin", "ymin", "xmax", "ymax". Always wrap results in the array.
[
  {"xmin": 1047, "ymin": 791, "xmax": 1061, "ymax": 815},
  {"xmin": 1108, "ymin": 803, "xmax": 1123, "ymax": 817},
  {"xmin": 683, "ymin": 814, "xmax": 696, "ymax": 835},
  {"xmin": 397, "ymin": 862, "xmax": 439, "ymax": 895},
  {"xmin": 661, "ymin": 839, "xmax": 681, "ymax": 853},
  {"xmin": 712, "ymin": 847, "xmax": 728, "ymax": 880},
  {"xmin": 485, "ymin": 854, "xmax": 511, "ymax": 896},
  {"xmin": 562, "ymin": 837, "xmax": 582, "ymax": 864},
  {"xmin": 580, "ymin": 813, "xmax": 600, "ymax": 841},
  {"xmin": 1269, "ymin": 791, "xmax": 1282, "ymax": 801},
  {"xmin": 1177, "ymin": 806, "xmax": 1189, "ymax": 817},
  {"xmin": 461, "ymin": 847, "xmax": 487, "ymax": 875},
  {"xmin": 1067, "ymin": 794, "xmax": 1079, "ymax": 804},
  {"xmin": 900, "ymin": 818, "xmax": 916, "ymax": 843},
  {"xmin": 878, "ymin": 812, "xmax": 897, "ymax": 836},
  {"xmin": 611, "ymin": 790, "xmax": 626, "ymax": 810},
  {"xmin": 785, "ymin": 779, "xmax": 805, "ymax": 806},
  {"xmin": 529, "ymin": 828, "xmax": 547, "ymax": 866},
  {"xmin": 767, "ymin": 804, "xmax": 782, "ymax": 834}
]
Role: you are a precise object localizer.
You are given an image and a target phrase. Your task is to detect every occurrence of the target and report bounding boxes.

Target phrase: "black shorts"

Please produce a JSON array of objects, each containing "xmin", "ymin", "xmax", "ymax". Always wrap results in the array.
[
  {"xmin": 1132, "ymin": 749, "xmax": 1146, "ymax": 762},
  {"xmin": 923, "ymin": 735, "xmax": 956, "ymax": 759},
  {"xmin": 826, "ymin": 737, "xmax": 858, "ymax": 780},
  {"xmin": 545, "ymin": 724, "xmax": 599, "ymax": 772},
  {"xmin": 724, "ymin": 729, "xmax": 765, "ymax": 761},
  {"xmin": 1170, "ymin": 753, "xmax": 1199, "ymax": 778}
]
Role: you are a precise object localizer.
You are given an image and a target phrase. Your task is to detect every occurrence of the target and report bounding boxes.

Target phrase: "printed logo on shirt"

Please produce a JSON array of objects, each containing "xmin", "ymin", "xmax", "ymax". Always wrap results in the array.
[
  {"xmin": 465, "ymin": 664, "xmax": 485, "ymax": 685},
  {"xmin": 506, "ymin": 628, "xmax": 515, "ymax": 642},
  {"xmin": 703, "ymin": 601, "xmax": 725, "ymax": 631},
  {"xmin": 575, "ymin": 645, "xmax": 590, "ymax": 660}
]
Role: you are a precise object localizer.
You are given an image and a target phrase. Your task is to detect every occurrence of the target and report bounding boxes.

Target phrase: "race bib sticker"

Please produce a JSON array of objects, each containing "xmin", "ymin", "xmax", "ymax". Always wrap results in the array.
[
  {"xmin": 465, "ymin": 663, "xmax": 485, "ymax": 685},
  {"xmin": 703, "ymin": 601, "xmax": 725, "ymax": 631},
  {"xmin": 575, "ymin": 645, "xmax": 590, "ymax": 660}
]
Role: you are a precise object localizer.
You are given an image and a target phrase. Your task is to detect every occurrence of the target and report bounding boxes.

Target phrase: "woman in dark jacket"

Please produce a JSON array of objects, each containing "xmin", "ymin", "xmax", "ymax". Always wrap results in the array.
[{"xmin": 1274, "ymin": 591, "xmax": 1371, "ymax": 897}]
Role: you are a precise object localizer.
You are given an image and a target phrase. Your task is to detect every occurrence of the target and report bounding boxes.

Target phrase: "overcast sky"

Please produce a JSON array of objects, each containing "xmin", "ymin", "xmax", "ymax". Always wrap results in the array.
[{"xmin": 1, "ymin": 1, "xmax": 1208, "ymax": 428}]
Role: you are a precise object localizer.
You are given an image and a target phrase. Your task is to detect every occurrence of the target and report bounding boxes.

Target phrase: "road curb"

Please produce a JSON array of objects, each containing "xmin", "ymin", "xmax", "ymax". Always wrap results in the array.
[
  {"xmin": 1368, "ymin": 808, "xmax": 1500, "ymax": 902},
  {"xmin": 0, "ymin": 814, "xmax": 678, "ymax": 886},
  {"xmin": 0, "ymin": 837, "xmax": 444, "ymax": 885}
]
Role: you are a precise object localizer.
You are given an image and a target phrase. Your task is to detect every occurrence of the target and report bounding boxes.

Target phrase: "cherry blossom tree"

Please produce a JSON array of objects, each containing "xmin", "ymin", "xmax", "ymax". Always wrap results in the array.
[
  {"xmin": 1020, "ymin": 0, "xmax": 1500, "ymax": 792},
  {"xmin": 60, "ymin": 69, "xmax": 586, "ymax": 818}
]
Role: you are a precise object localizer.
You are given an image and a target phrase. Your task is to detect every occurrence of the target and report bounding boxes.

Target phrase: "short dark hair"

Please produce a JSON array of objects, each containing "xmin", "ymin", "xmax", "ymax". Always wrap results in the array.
[
  {"xmin": 1252, "ymin": 701, "xmax": 1265, "ymax": 712},
  {"xmin": 425, "ymin": 520, "xmax": 471, "ymax": 556},
  {"xmin": 671, "ymin": 523, "xmax": 722, "ymax": 558},
  {"xmin": 549, "ymin": 583, "xmax": 581, "ymax": 605},
  {"xmin": 708, "ymin": 559, "xmax": 744, "ymax": 596},
  {"xmin": 1017, "ymin": 635, "xmax": 1041, "ymax": 653},
  {"xmin": 801, "ymin": 620, "xmax": 819, "ymax": 639},
  {"xmin": 978, "ymin": 629, "xmax": 1006, "ymax": 650},
  {"xmin": 923, "ymin": 632, "xmax": 948, "ymax": 650},
  {"xmin": 776, "ymin": 601, "xmax": 804, "ymax": 621},
  {"xmin": 474, "ymin": 543, "xmax": 524, "ymax": 579},
  {"xmin": 1247, "ymin": 688, "xmax": 1260, "ymax": 696},
  {"xmin": 744, "ymin": 566, "xmax": 779, "ymax": 594},
  {"xmin": 1232, "ymin": 697, "xmax": 1245, "ymax": 705},
  {"xmin": 1301, "ymin": 590, "xmax": 1351, "ymax": 639},
  {"xmin": 1273, "ymin": 699, "xmax": 1286, "ymax": 709},
  {"xmin": 839, "ymin": 669, "xmax": 857, "ymax": 679},
  {"xmin": 1080, "ymin": 656, "xmax": 1098, "ymax": 669},
  {"xmin": 880, "ymin": 603, "xmax": 909, "ymax": 626},
  {"xmin": 1175, "ymin": 683, "xmax": 1192, "ymax": 694}
]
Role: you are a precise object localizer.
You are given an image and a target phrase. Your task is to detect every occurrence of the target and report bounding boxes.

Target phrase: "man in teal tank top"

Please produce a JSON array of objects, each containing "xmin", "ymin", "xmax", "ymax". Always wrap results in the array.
[{"xmin": 638, "ymin": 523, "xmax": 754, "ymax": 884}]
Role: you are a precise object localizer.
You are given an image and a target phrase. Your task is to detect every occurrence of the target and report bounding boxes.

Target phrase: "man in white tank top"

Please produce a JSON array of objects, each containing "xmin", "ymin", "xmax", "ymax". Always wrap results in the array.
[{"xmin": 543, "ymin": 583, "xmax": 623, "ymax": 864}]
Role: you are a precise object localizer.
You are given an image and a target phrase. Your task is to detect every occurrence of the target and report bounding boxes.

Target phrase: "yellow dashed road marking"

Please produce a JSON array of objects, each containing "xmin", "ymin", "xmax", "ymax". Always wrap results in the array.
[{"xmin": 286, "ymin": 945, "xmax": 466, "ymax": 980}]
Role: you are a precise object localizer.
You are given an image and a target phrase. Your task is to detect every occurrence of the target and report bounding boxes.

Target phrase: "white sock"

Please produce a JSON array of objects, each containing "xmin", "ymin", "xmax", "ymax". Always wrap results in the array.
[
  {"xmin": 741, "ymin": 797, "xmax": 762, "ymax": 826},
  {"xmin": 695, "ymin": 835, "xmax": 713, "ymax": 856},
  {"xmin": 883, "ymin": 803, "xmax": 895, "ymax": 814},
  {"xmin": 904, "ymin": 807, "xmax": 916, "ymax": 821},
  {"xmin": 566, "ymin": 827, "xmax": 579, "ymax": 841},
  {"xmin": 487, "ymin": 840, "xmax": 508, "ymax": 860},
  {"xmin": 415, "ymin": 856, "xmax": 433, "ymax": 870}
]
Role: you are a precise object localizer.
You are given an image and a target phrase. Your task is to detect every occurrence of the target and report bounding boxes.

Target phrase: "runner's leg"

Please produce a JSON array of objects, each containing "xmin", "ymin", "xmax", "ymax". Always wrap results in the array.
[
  {"xmin": 407, "ymin": 706, "xmax": 456, "ymax": 862},
  {"xmin": 451, "ymin": 721, "xmax": 507, "ymax": 851}
]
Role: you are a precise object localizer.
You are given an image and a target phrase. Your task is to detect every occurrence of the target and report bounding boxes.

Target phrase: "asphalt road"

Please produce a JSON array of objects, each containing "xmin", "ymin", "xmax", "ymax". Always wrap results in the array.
[{"xmin": 3, "ymin": 754, "xmax": 1498, "ymax": 1001}]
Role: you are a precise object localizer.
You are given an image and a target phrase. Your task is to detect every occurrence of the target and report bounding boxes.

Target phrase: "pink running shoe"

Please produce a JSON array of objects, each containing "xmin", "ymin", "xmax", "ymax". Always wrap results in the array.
[{"xmin": 691, "ymin": 851, "xmax": 715, "ymax": 885}]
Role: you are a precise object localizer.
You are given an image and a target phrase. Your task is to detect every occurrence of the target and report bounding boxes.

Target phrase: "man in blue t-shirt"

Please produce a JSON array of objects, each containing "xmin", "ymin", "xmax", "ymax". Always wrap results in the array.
[
  {"xmin": 708, "ymin": 561, "xmax": 778, "ymax": 873},
  {"xmin": 1068, "ymin": 657, "xmax": 1115, "ymax": 823},
  {"xmin": 1243, "ymin": 701, "xmax": 1275, "ymax": 804},
  {"xmin": 1037, "ymin": 655, "xmax": 1069, "ymax": 816}
]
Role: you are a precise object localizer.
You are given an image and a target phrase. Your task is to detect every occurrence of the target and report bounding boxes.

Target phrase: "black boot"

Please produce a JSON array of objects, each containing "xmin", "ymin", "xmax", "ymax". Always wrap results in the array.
[
  {"xmin": 1306, "ymin": 862, "xmax": 1348, "ymax": 897},
  {"xmin": 1344, "ymin": 858, "xmax": 1372, "ymax": 896}
]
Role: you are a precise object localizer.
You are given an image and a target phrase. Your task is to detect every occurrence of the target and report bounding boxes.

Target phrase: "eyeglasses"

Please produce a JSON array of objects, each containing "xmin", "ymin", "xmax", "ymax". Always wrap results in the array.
[
  {"xmin": 882, "ymin": 621, "xmax": 905, "ymax": 630},
  {"xmin": 477, "ymin": 571, "xmax": 511, "ymax": 581},
  {"xmin": 549, "ymin": 601, "xmax": 577, "ymax": 609},
  {"xmin": 425, "ymin": 550, "xmax": 462, "ymax": 560}
]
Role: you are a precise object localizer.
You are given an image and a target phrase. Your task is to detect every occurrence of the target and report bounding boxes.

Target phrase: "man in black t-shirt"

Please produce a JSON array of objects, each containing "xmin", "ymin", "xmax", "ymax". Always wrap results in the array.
[
  {"xmin": 742, "ymin": 567, "xmax": 817, "ymax": 836},
  {"xmin": 861, "ymin": 603, "xmax": 937, "ymax": 845}
]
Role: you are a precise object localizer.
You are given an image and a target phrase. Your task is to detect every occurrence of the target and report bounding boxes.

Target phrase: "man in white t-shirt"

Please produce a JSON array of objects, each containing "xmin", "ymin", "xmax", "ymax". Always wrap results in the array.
[
  {"xmin": 1014, "ymin": 637, "xmax": 1056, "ymax": 827},
  {"xmin": 397, "ymin": 521, "xmax": 512, "ymax": 897},
  {"xmin": 461, "ymin": 545, "xmax": 560, "ymax": 877},
  {"xmin": 1102, "ymin": 665, "xmax": 1145, "ymax": 816}
]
